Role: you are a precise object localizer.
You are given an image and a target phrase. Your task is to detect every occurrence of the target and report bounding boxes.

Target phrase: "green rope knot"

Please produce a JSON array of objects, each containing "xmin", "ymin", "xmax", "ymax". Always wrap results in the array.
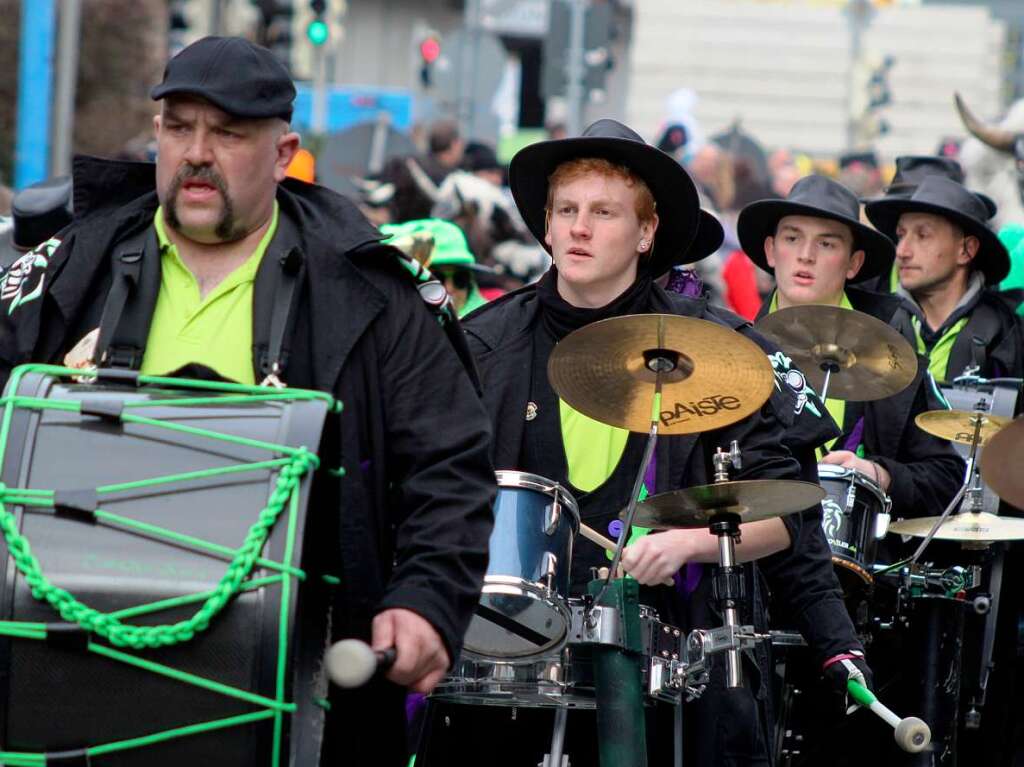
[{"xmin": 0, "ymin": 443, "xmax": 319, "ymax": 649}]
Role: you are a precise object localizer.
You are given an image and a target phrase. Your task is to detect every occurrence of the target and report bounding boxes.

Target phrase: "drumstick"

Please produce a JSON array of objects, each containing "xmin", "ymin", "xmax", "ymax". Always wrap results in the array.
[{"xmin": 579, "ymin": 523, "xmax": 672, "ymax": 585}]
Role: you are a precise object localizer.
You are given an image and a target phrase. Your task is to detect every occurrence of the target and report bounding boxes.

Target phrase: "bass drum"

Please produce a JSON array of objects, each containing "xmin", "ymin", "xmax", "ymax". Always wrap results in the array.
[{"xmin": 0, "ymin": 366, "xmax": 336, "ymax": 766}]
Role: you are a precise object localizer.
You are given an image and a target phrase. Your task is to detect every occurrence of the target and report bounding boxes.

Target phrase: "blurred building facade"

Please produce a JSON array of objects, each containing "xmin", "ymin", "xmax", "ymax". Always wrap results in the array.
[{"xmin": 626, "ymin": 0, "xmax": 1006, "ymax": 157}]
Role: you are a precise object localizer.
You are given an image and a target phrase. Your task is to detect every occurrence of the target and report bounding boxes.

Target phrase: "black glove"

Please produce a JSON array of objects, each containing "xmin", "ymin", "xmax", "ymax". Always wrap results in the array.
[{"xmin": 822, "ymin": 651, "xmax": 874, "ymax": 715}]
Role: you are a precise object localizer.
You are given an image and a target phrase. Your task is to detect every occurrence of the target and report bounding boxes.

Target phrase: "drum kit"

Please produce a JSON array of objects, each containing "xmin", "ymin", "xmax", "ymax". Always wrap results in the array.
[
  {"xmin": 752, "ymin": 305, "xmax": 1024, "ymax": 767},
  {"xmin": 427, "ymin": 311, "xmax": 933, "ymax": 766}
]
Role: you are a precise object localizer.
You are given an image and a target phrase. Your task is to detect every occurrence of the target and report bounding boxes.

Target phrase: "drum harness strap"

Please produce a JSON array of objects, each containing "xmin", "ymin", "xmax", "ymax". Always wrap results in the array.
[
  {"xmin": 92, "ymin": 224, "xmax": 304, "ymax": 391},
  {"xmin": 0, "ymin": 363, "xmax": 338, "ymax": 766}
]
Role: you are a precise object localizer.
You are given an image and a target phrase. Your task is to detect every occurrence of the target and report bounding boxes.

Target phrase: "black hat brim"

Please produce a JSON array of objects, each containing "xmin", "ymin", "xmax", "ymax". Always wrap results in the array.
[
  {"xmin": 862, "ymin": 186, "xmax": 998, "ymax": 219},
  {"xmin": 737, "ymin": 199, "xmax": 895, "ymax": 283},
  {"xmin": 864, "ymin": 198, "xmax": 1010, "ymax": 285},
  {"xmin": 509, "ymin": 135, "xmax": 700, "ymax": 276},
  {"xmin": 678, "ymin": 210, "xmax": 724, "ymax": 265}
]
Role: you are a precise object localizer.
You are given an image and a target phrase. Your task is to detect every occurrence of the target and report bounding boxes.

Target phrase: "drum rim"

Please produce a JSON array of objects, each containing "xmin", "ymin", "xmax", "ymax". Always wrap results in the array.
[
  {"xmin": 494, "ymin": 470, "xmax": 581, "ymax": 526},
  {"xmin": 817, "ymin": 462, "xmax": 887, "ymax": 498}
]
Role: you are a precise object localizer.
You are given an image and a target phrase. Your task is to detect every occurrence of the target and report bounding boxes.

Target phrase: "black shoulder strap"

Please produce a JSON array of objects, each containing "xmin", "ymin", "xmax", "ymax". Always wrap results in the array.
[
  {"xmin": 252, "ymin": 243, "xmax": 304, "ymax": 386},
  {"xmin": 93, "ymin": 227, "xmax": 160, "ymax": 369},
  {"xmin": 948, "ymin": 300, "xmax": 1003, "ymax": 380}
]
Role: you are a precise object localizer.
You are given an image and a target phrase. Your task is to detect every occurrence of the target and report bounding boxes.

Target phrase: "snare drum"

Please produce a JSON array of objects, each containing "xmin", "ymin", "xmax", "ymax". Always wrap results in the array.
[
  {"xmin": 462, "ymin": 471, "xmax": 580, "ymax": 659},
  {"xmin": 817, "ymin": 464, "xmax": 891, "ymax": 592}
]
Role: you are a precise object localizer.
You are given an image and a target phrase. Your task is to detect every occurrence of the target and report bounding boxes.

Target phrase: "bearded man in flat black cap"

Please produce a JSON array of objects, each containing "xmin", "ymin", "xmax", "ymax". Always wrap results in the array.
[
  {"xmin": 0, "ymin": 36, "xmax": 495, "ymax": 766},
  {"xmin": 415, "ymin": 119, "xmax": 870, "ymax": 767}
]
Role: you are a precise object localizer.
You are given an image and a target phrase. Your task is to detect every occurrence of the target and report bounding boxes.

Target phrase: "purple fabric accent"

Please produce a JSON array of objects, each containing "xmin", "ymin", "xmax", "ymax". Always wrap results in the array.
[
  {"xmin": 684, "ymin": 563, "xmax": 703, "ymax": 594},
  {"xmin": 359, "ymin": 459, "xmax": 371, "ymax": 472},
  {"xmin": 405, "ymin": 692, "xmax": 426, "ymax": 723},
  {"xmin": 843, "ymin": 416, "xmax": 865, "ymax": 452},
  {"xmin": 666, "ymin": 268, "xmax": 704, "ymax": 298}
]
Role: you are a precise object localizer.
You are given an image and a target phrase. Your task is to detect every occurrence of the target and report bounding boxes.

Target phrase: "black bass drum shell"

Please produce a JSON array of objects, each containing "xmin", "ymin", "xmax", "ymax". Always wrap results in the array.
[{"xmin": 0, "ymin": 371, "xmax": 335, "ymax": 766}]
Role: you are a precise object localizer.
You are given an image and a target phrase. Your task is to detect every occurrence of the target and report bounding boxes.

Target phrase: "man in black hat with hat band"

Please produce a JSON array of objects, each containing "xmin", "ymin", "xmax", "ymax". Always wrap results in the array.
[
  {"xmin": 0, "ymin": 35, "xmax": 497, "ymax": 766},
  {"xmin": 864, "ymin": 175, "xmax": 1023, "ymax": 384},
  {"xmin": 860, "ymin": 155, "xmax": 997, "ymax": 296},
  {"xmin": 420, "ymin": 119, "xmax": 869, "ymax": 766}
]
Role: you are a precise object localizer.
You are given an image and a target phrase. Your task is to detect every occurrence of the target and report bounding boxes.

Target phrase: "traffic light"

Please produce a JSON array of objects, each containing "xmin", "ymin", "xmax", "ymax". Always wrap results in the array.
[
  {"xmin": 255, "ymin": 0, "xmax": 294, "ymax": 72},
  {"xmin": 419, "ymin": 33, "xmax": 441, "ymax": 87},
  {"xmin": 307, "ymin": 0, "xmax": 329, "ymax": 46}
]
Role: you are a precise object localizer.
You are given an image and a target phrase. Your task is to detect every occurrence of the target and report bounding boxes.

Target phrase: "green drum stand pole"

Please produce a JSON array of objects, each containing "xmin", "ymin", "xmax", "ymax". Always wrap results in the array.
[{"xmin": 588, "ymin": 577, "xmax": 647, "ymax": 767}]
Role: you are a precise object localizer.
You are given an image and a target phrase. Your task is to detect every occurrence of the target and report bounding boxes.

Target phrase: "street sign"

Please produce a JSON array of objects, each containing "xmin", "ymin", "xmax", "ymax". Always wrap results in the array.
[
  {"xmin": 541, "ymin": 0, "xmax": 613, "ymax": 100},
  {"xmin": 478, "ymin": 0, "xmax": 550, "ymax": 38}
]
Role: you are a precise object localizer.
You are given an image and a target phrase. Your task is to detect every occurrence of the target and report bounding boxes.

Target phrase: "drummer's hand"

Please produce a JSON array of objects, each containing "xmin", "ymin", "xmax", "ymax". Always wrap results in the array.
[
  {"xmin": 820, "ymin": 451, "xmax": 892, "ymax": 492},
  {"xmin": 372, "ymin": 608, "xmax": 451, "ymax": 695},
  {"xmin": 620, "ymin": 531, "xmax": 694, "ymax": 587}
]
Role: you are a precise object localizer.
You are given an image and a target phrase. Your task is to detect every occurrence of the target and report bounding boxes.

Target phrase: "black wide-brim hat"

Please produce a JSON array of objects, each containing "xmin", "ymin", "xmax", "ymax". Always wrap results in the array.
[
  {"xmin": 509, "ymin": 119, "xmax": 701, "ymax": 276},
  {"xmin": 737, "ymin": 174, "xmax": 895, "ymax": 283},
  {"xmin": 861, "ymin": 155, "xmax": 997, "ymax": 219},
  {"xmin": 864, "ymin": 175, "xmax": 1010, "ymax": 285}
]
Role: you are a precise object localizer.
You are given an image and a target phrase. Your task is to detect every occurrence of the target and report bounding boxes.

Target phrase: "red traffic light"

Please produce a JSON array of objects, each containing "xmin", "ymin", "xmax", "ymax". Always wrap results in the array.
[{"xmin": 419, "ymin": 36, "xmax": 441, "ymax": 64}]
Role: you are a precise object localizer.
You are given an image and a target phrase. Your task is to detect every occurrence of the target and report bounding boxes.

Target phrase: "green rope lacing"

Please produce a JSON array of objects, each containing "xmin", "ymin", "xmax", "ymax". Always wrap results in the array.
[{"xmin": 0, "ymin": 364, "xmax": 340, "ymax": 765}]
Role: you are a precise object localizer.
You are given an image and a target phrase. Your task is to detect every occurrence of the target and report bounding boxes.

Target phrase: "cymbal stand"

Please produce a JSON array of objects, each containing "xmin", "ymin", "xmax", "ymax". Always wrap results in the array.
[
  {"xmin": 818, "ymin": 358, "xmax": 841, "ymax": 404},
  {"xmin": 593, "ymin": 348, "xmax": 679, "ymax": 608},
  {"xmin": 709, "ymin": 442, "xmax": 745, "ymax": 688},
  {"xmin": 910, "ymin": 411, "xmax": 985, "ymax": 565}
]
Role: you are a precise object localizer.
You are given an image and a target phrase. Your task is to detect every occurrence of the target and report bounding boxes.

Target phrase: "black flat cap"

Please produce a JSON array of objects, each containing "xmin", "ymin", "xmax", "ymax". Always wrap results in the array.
[{"xmin": 151, "ymin": 36, "xmax": 296, "ymax": 121}]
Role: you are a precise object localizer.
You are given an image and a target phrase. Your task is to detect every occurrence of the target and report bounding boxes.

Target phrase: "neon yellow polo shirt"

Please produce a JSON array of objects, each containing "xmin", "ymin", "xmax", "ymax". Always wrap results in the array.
[
  {"xmin": 560, "ymin": 400, "xmax": 650, "ymax": 553},
  {"xmin": 140, "ymin": 204, "xmax": 279, "ymax": 384},
  {"xmin": 769, "ymin": 291, "xmax": 853, "ymax": 447}
]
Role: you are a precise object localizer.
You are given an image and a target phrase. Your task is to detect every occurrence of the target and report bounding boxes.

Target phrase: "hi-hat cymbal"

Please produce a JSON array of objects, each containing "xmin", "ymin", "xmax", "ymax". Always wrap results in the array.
[
  {"xmin": 914, "ymin": 409, "xmax": 1011, "ymax": 446},
  {"xmin": 626, "ymin": 480, "xmax": 827, "ymax": 528},
  {"xmin": 980, "ymin": 417, "xmax": 1024, "ymax": 509},
  {"xmin": 547, "ymin": 314, "xmax": 774, "ymax": 435},
  {"xmin": 888, "ymin": 512, "xmax": 1024, "ymax": 542},
  {"xmin": 753, "ymin": 304, "xmax": 917, "ymax": 401}
]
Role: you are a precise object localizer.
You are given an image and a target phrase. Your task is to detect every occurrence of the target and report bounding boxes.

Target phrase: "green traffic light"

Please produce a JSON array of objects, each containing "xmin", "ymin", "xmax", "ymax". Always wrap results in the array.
[{"xmin": 307, "ymin": 18, "xmax": 329, "ymax": 46}]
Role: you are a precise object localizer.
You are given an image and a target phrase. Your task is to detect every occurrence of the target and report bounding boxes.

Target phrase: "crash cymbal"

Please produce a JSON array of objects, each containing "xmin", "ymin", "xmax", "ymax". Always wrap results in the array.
[
  {"xmin": 914, "ymin": 409, "xmax": 1011, "ymax": 447},
  {"xmin": 753, "ymin": 304, "xmax": 917, "ymax": 401},
  {"xmin": 547, "ymin": 314, "xmax": 774, "ymax": 434},
  {"xmin": 626, "ymin": 480, "xmax": 827, "ymax": 528},
  {"xmin": 980, "ymin": 417, "xmax": 1024, "ymax": 509},
  {"xmin": 888, "ymin": 511, "xmax": 1024, "ymax": 542}
]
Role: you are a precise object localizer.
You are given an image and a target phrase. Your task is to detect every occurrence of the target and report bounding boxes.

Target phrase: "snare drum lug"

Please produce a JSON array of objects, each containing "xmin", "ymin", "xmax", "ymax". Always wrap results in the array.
[
  {"xmin": 544, "ymin": 494, "xmax": 562, "ymax": 536},
  {"xmin": 541, "ymin": 552, "xmax": 558, "ymax": 592}
]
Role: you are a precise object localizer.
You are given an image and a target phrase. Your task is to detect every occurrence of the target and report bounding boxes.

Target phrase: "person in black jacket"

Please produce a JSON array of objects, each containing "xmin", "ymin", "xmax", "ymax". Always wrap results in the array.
[
  {"xmin": 864, "ymin": 176, "xmax": 1023, "ymax": 383},
  {"xmin": 740, "ymin": 175, "xmax": 964, "ymax": 526},
  {"xmin": 417, "ymin": 120, "xmax": 866, "ymax": 767},
  {"xmin": 738, "ymin": 175, "xmax": 967, "ymax": 765},
  {"xmin": 0, "ymin": 37, "xmax": 495, "ymax": 767}
]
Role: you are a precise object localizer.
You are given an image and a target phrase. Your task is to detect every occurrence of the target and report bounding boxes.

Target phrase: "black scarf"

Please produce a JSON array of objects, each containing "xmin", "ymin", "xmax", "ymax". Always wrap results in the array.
[{"xmin": 535, "ymin": 266, "xmax": 655, "ymax": 341}]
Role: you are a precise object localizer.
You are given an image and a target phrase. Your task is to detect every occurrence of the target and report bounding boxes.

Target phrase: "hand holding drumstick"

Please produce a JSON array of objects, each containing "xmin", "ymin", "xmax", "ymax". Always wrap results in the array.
[{"xmin": 579, "ymin": 523, "xmax": 674, "ymax": 586}]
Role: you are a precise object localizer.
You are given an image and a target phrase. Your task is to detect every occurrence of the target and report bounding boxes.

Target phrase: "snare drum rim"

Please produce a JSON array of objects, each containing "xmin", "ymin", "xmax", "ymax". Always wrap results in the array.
[
  {"xmin": 494, "ymin": 470, "xmax": 581, "ymax": 530},
  {"xmin": 817, "ymin": 462, "xmax": 889, "ymax": 503}
]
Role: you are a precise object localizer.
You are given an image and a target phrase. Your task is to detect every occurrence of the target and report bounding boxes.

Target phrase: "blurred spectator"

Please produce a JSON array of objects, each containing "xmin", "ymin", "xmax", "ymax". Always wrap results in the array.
[
  {"xmin": 381, "ymin": 218, "xmax": 495, "ymax": 316},
  {"xmin": 461, "ymin": 141, "xmax": 505, "ymax": 187},
  {"xmin": 768, "ymin": 148, "xmax": 801, "ymax": 197},
  {"xmin": 545, "ymin": 120, "xmax": 568, "ymax": 140},
  {"xmin": 420, "ymin": 119, "xmax": 465, "ymax": 186},
  {"xmin": 655, "ymin": 123, "xmax": 689, "ymax": 158},
  {"xmin": 837, "ymin": 150, "xmax": 884, "ymax": 199},
  {"xmin": 0, "ymin": 184, "xmax": 13, "ymax": 216},
  {"xmin": 687, "ymin": 143, "xmax": 729, "ymax": 210}
]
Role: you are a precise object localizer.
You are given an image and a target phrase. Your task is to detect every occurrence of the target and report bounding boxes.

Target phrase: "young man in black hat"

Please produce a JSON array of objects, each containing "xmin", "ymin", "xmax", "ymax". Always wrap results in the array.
[
  {"xmin": 865, "ymin": 175, "xmax": 1022, "ymax": 382},
  {"xmin": 425, "ymin": 120, "xmax": 866, "ymax": 766},
  {"xmin": 0, "ymin": 36, "xmax": 495, "ymax": 766},
  {"xmin": 740, "ymin": 175, "xmax": 964, "ymax": 764},
  {"xmin": 741, "ymin": 174, "xmax": 963, "ymax": 526}
]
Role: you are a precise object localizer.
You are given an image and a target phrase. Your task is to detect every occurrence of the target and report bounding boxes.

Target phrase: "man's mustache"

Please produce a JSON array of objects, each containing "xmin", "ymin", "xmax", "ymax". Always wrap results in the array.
[{"xmin": 170, "ymin": 165, "xmax": 228, "ymax": 198}]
